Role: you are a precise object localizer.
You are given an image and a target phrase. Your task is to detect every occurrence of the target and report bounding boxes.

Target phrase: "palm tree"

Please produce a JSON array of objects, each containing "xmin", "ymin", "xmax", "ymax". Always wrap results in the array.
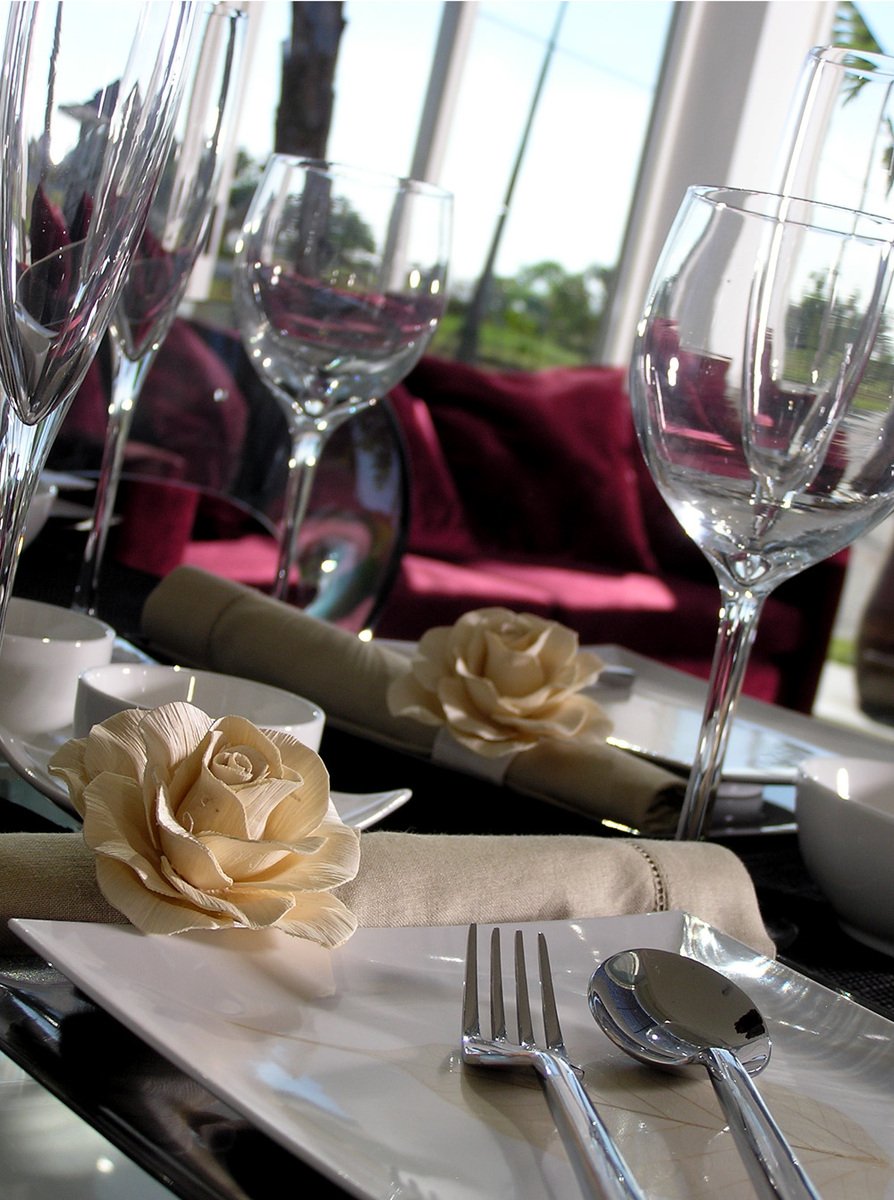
[{"xmin": 275, "ymin": 3, "xmax": 345, "ymax": 158}]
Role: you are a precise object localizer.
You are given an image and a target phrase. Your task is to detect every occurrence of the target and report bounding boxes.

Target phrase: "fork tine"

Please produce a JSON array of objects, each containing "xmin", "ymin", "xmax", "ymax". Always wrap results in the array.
[
  {"xmin": 514, "ymin": 929, "xmax": 535, "ymax": 1047},
  {"xmin": 462, "ymin": 923, "xmax": 480, "ymax": 1038},
  {"xmin": 489, "ymin": 927, "xmax": 507, "ymax": 1040},
  {"xmin": 538, "ymin": 931, "xmax": 568, "ymax": 1057}
]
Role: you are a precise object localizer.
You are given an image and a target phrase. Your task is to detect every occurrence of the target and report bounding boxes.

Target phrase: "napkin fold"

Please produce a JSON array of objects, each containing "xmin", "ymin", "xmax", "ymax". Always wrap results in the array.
[
  {"xmin": 0, "ymin": 831, "xmax": 774, "ymax": 956},
  {"xmin": 141, "ymin": 567, "xmax": 686, "ymax": 834}
]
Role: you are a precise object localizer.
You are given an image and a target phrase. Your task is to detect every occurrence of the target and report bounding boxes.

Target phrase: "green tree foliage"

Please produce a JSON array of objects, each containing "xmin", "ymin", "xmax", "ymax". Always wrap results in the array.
[
  {"xmin": 834, "ymin": 0, "xmax": 885, "ymax": 54},
  {"xmin": 437, "ymin": 261, "xmax": 614, "ymax": 369}
]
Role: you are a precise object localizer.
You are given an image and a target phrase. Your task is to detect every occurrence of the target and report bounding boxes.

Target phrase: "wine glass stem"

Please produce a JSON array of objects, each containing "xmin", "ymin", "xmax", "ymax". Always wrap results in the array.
[
  {"xmin": 676, "ymin": 584, "xmax": 768, "ymax": 840},
  {"xmin": 273, "ymin": 425, "xmax": 326, "ymax": 602},
  {"xmin": 0, "ymin": 401, "xmax": 65, "ymax": 644},
  {"xmin": 72, "ymin": 347, "xmax": 154, "ymax": 615}
]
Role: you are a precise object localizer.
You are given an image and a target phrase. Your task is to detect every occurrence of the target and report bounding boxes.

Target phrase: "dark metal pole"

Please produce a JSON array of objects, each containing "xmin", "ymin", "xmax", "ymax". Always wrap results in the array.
[{"xmin": 457, "ymin": 1, "xmax": 568, "ymax": 362}]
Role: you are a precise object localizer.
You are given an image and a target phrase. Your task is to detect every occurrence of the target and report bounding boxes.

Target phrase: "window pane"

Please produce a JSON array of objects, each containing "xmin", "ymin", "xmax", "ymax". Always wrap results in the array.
[
  {"xmin": 328, "ymin": 2, "xmax": 443, "ymax": 173},
  {"xmin": 220, "ymin": 1, "xmax": 673, "ymax": 367},
  {"xmin": 439, "ymin": 2, "xmax": 672, "ymax": 287}
]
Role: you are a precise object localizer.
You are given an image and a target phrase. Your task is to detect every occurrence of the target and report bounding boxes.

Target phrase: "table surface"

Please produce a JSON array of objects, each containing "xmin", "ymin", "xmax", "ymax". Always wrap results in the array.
[{"xmin": 3, "ymin": 690, "xmax": 894, "ymax": 1199}]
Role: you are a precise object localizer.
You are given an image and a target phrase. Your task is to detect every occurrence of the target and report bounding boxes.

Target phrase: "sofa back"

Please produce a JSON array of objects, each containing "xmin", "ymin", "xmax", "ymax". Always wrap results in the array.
[{"xmin": 388, "ymin": 354, "xmax": 709, "ymax": 581}]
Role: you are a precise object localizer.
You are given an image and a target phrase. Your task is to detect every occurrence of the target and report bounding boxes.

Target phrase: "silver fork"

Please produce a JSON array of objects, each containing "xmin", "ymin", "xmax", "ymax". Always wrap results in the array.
[{"xmin": 461, "ymin": 924, "xmax": 645, "ymax": 1200}]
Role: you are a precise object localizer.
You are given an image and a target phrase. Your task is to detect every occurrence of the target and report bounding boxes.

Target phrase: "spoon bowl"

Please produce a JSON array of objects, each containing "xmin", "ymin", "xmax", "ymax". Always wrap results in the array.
[
  {"xmin": 588, "ymin": 946, "xmax": 770, "ymax": 1073},
  {"xmin": 588, "ymin": 948, "xmax": 819, "ymax": 1200}
]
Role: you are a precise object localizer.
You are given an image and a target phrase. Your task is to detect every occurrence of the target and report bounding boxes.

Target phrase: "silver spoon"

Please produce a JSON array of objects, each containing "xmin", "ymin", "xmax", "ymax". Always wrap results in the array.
[{"xmin": 587, "ymin": 948, "xmax": 821, "ymax": 1200}]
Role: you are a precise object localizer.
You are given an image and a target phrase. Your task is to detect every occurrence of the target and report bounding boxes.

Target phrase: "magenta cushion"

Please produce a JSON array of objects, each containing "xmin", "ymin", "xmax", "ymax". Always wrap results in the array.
[
  {"xmin": 387, "ymin": 383, "xmax": 481, "ymax": 561},
  {"xmin": 395, "ymin": 357, "xmax": 658, "ymax": 573},
  {"xmin": 376, "ymin": 554, "xmax": 555, "ymax": 635}
]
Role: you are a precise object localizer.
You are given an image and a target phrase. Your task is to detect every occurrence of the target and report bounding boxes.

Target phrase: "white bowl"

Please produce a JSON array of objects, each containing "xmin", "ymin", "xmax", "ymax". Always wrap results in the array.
[
  {"xmin": 0, "ymin": 598, "xmax": 116, "ymax": 736},
  {"xmin": 22, "ymin": 476, "xmax": 58, "ymax": 548},
  {"xmin": 74, "ymin": 663, "xmax": 325, "ymax": 751},
  {"xmin": 796, "ymin": 755, "xmax": 894, "ymax": 955}
]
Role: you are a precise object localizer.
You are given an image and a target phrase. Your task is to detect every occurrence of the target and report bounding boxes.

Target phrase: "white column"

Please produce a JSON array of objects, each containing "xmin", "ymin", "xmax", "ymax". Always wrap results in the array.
[{"xmin": 408, "ymin": 1, "xmax": 477, "ymax": 184}]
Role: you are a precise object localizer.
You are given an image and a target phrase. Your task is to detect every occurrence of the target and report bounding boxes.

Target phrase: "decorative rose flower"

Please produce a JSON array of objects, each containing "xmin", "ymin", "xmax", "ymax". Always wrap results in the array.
[
  {"xmin": 49, "ymin": 701, "xmax": 360, "ymax": 946},
  {"xmin": 387, "ymin": 607, "xmax": 611, "ymax": 757}
]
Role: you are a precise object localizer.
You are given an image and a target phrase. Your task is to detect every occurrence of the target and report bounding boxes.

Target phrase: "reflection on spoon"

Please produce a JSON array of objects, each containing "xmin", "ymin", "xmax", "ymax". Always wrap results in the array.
[{"xmin": 587, "ymin": 948, "xmax": 821, "ymax": 1200}]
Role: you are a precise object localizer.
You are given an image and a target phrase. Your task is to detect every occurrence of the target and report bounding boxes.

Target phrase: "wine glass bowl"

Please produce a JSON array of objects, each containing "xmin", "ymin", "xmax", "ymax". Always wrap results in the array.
[
  {"xmin": 72, "ymin": 2, "xmax": 247, "ymax": 615},
  {"xmin": 0, "ymin": 1, "xmax": 198, "ymax": 641},
  {"xmin": 780, "ymin": 47, "xmax": 894, "ymax": 218},
  {"xmin": 632, "ymin": 186, "xmax": 894, "ymax": 839},
  {"xmin": 234, "ymin": 155, "xmax": 451, "ymax": 600}
]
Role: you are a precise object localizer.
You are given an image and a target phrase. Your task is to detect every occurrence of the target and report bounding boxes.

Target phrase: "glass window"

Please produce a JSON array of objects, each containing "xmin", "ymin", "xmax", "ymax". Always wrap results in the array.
[
  {"xmin": 220, "ymin": 2, "xmax": 673, "ymax": 368},
  {"xmin": 438, "ymin": 3, "xmax": 671, "ymax": 296}
]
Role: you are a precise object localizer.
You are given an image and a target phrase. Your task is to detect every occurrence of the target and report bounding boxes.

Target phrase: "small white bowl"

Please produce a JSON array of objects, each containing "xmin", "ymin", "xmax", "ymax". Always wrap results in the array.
[
  {"xmin": 74, "ymin": 663, "xmax": 325, "ymax": 751},
  {"xmin": 0, "ymin": 598, "xmax": 116, "ymax": 736},
  {"xmin": 796, "ymin": 755, "xmax": 894, "ymax": 955},
  {"xmin": 22, "ymin": 476, "xmax": 58, "ymax": 548}
]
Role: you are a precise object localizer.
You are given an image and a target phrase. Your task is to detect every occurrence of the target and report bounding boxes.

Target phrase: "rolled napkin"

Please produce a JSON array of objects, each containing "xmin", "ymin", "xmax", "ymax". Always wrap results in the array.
[
  {"xmin": 142, "ymin": 567, "xmax": 686, "ymax": 834},
  {"xmin": 0, "ymin": 830, "xmax": 774, "ymax": 956}
]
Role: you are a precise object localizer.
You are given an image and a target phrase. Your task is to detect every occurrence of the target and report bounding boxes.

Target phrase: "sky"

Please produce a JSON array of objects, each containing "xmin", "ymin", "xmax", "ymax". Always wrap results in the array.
[{"xmin": 233, "ymin": 1, "xmax": 894, "ymax": 288}]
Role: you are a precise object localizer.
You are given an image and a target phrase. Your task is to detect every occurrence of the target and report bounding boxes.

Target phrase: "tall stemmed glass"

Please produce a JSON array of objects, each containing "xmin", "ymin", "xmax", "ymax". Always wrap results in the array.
[
  {"xmin": 234, "ymin": 156, "xmax": 452, "ymax": 602},
  {"xmin": 72, "ymin": 2, "xmax": 248, "ymax": 616},
  {"xmin": 0, "ymin": 1, "xmax": 199, "ymax": 645},
  {"xmin": 631, "ymin": 186, "xmax": 894, "ymax": 840},
  {"xmin": 778, "ymin": 46, "xmax": 894, "ymax": 217}
]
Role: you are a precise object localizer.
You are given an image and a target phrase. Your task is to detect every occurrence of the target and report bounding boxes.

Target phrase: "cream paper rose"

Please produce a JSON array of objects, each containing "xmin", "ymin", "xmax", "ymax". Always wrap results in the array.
[
  {"xmin": 387, "ymin": 607, "xmax": 612, "ymax": 757},
  {"xmin": 49, "ymin": 701, "xmax": 360, "ymax": 946}
]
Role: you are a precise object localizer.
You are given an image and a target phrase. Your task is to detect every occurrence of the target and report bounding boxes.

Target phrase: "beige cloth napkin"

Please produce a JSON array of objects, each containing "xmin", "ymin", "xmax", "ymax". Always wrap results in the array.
[
  {"xmin": 0, "ymin": 831, "xmax": 774, "ymax": 956},
  {"xmin": 141, "ymin": 567, "xmax": 687, "ymax": 834}
]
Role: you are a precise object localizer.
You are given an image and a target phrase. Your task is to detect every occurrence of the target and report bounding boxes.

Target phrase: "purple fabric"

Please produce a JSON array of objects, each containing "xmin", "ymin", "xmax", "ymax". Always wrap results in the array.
[{"xmin": 393, "ymin": 357, "xmax": 658, "ymax": 573}]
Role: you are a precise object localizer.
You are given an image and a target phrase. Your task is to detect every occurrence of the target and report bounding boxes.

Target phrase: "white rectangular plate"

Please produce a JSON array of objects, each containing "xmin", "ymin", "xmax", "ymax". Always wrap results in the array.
[
  {"xmin": 593, "ymin": 645, "xmax": 894, "ymax": 783},
  {"xmin": 12, "ymin": 912, "xmax": 894, "ymax": 1199}
]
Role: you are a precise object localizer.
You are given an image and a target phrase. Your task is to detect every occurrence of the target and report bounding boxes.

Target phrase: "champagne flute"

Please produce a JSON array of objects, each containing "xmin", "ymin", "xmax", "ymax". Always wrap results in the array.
[
  {"xmin": 778, "ymin": 46, "xmax": 894, "ymax": 217},
  {"xmin": 630, "ymin": 186, "xmax": 894, "ymax": 840},
  {"xmin": 776, "ymin": 44, "xmax": 894, "ymax": 720},
  {"xmin": 233, "ymin": 156, "xmax": 452, "ymax": 602},
  {"xmin": 72, "ymin": 2, "xmax": 248, "ymax": 616},
  {"xmin": 0, "ymin": 1, "xmax": 199, "ymax": 646}
]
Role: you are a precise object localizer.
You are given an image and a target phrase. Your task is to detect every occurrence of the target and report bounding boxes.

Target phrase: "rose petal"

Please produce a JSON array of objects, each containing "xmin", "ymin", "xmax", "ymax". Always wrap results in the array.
[
  {"xmin": 478, "ymin": 634, "xmax": 547, "ymax": 696},
  {"xmin": 140, "ymin": 702, "xmax": 215, "ymax": 780},
  {"xmin": 157, "ymin": 865, "xmax": 295, "ymax": 926},
  {"xmin": 272, "ymin": 891, "xmax": 358, "ymax": 947},
  {"xmin": 224, "ymin": 818, "xmax": 360, "ymax": 891},
  {"xmin": 155, "ymin": 785, "xmax": 235, "ymax": 892},
  {"xmin": 386, "ymin": 673, "xmax": 443, "ymax": 723},
  {"xmin": 49, "ymin": 708, "xmax": 151, "ymax": 817},
  {"xmin": 95, "ymin": 858, "xmax": 230, "ymax": 934},
  {"xmin": 80, "ymin": 774, "xmax": 159, "ymax": 860}
]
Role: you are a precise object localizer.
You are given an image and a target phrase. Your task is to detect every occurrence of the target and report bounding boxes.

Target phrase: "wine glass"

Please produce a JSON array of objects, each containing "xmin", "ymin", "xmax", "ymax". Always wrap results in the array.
[
  {"xmin": 778, "ymin": 46, "xmax": 894, "ymax": 217},
  {"xmin": 631, "ymin": 185, "xmax": 894, "ymax": 840},
  {"xmin": 0, "ymin": 1, "xmax": 199, "ymax": 646},
  {"xmin": 233, "ymin": 156, "xmax": 452, "ymax": 602},
  {"xmin": 776, "ymin": 45, "xmax": 894, "ymax": 720},
  {"xmin": 72, "ymin": 2, "xmax": 248, "ymax": 616}
]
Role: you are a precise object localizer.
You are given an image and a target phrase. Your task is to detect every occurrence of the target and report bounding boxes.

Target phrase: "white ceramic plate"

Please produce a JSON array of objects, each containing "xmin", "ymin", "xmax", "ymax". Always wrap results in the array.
[
  {"xmin": 380, "ymin": 639, "xmax": 894, "ymax": 785},
  {"xmin": 12, "ymin": 911, "xmax": 894, "ymax": 1200},
  {"xmin": 0, "ymin": 721, "xmax": 411, "ymax": 832}
]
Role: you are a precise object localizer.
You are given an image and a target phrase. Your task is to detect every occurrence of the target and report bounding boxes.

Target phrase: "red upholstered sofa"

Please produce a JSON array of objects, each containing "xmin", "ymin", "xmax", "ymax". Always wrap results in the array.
[{"xmin": 375, "ymin": 356, "xmax": 847, "ymax": 714}]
